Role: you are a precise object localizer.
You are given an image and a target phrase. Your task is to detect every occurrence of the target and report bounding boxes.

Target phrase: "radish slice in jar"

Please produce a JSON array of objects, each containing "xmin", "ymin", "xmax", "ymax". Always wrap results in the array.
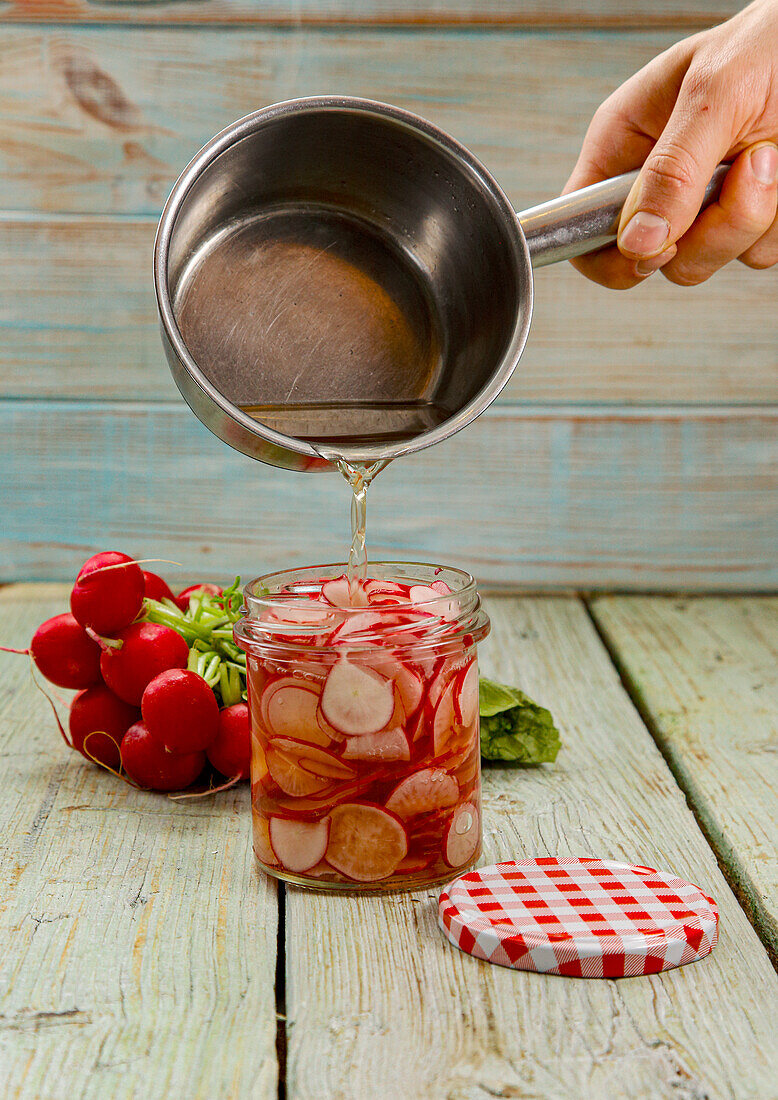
[
  {"xmin": 443, "ymin": 802, "xmax": 480, "ymax": 868},
  {"xmin": 253, "ymin": 814, "xmax": 278, "ymax": 865},
  {"xmin": 266, "ymin": 742, "xmax": 332, "ymax": 797},
  {"xmin": 269, "ymin": 817, "xmax": 330, "ymax": 873},
  {"xmin": 454, "ymin": 661, "xmax": 479, "ymax": 728},
  {"xmin": 385, "ymin": 768, "xmax": 459, "ymax": 819},
  {"xmin": 409, "ymin": 585, "xmax": 460, "ymax": 620},
  {"xmin": 363, "ymin": 651, "xmax": 424, "ymax": 717},
  {"xmin": 326, "ymin": 803, "xmax": 408, "ymax": 882},
  {"xmin": 327, "ymin": 611, "xmax": 385, "ymax": 644},
  {"xmin": 251, "ymin": 734, "xmax": 269, "ymax": 782},
  {"xmin": 342, "ymin": 726, "xmax": 410, "ymax": 762},
  {"xmin": 321, "ymin": 576, "xmax": 369, "ymax": 609},
  {"xmin": 262, "ymin": 679, "xmax": 330, "ymax": 746},
  {"xmin": 433, "ymin": 679, "xmax": 459, "ymax": 755},
  {"xmin": 271, "ymin": 737, "xmax": 356, "ymax": 781},
  {"xmin": 430, "ymin": 580, "xmax": 452, "ymax": 595},
  {"xmin": 320, "ymin": 658, "xmax": 394, "ymax": 735}
]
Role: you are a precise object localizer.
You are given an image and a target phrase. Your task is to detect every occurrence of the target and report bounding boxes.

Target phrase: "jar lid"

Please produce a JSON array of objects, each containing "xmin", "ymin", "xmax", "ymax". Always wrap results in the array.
[{"xmin": 438, "ymin": 858, "xmax": 718, "ymax": 978}]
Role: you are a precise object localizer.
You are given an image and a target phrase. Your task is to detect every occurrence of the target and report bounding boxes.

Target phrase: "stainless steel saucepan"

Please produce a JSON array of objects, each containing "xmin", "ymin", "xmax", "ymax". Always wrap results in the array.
[{"xmin": 154, "ymin": 96, "xmax": 727, "ymax": 471}]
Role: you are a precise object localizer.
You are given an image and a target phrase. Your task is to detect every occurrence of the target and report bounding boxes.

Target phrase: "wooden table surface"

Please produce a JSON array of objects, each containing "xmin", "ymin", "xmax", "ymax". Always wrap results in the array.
[{"xmin": 2, "ymin": 584, "xmax": 776, "ymax": 1099}]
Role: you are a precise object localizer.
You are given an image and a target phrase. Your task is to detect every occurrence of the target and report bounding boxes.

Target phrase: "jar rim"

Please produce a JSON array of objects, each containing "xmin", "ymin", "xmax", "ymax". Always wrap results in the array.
[{"xmin": 234, "ymin": 561, "xmax": 490, "ymax": 656}]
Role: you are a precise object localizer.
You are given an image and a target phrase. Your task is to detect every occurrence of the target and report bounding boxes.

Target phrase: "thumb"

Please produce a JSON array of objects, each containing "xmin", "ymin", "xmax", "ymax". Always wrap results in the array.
[{"xmin": 616, "ymin": 71, "xmax": 731, "ymax": 259}]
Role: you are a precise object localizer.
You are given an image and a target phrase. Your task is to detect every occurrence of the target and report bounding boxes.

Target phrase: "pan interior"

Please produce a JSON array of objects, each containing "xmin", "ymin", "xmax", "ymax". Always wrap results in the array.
[
  {"xmin": 174, "ymin": 205, "xmax": 447, "ymax": 447},
  {"xmin": 165, "ymin": 106, "xmax": 525, "ymax": 453}
]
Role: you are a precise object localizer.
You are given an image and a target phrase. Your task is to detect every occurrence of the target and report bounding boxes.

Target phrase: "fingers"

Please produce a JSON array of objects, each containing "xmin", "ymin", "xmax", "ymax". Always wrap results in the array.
[
  {"xmin": 617, "ymin": 61, "xmax": 736, "ymax": 263},
  {"xmin": 659, "ymin": 142, "xmax": 778, "ymax": 284}
]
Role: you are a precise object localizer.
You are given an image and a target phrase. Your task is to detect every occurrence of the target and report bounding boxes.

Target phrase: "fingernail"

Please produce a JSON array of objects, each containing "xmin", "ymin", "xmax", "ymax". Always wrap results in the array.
[
  {"xmin": 619, "ymin": 211, "xmax": 671, "ymax": 256},
  {"xmin": 750, "ymin": 144, "xmax": 778, "ymax": 186},
  {"xmin": 635, "ymin": 245, "xmax": 677, "ymax": 277}
]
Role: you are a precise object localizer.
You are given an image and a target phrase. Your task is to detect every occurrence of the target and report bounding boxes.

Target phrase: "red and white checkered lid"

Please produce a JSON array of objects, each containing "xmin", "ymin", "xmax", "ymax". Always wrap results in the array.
[{"xmin": 439, "ymin": 858, "xmax": 718, "ymax": 978}]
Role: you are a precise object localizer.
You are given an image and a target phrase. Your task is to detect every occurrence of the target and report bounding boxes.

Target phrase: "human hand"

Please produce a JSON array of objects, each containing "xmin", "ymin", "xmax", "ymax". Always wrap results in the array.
[{"xmin": 564, "ymin": 0, "xmax": 778, "ymax": 288}]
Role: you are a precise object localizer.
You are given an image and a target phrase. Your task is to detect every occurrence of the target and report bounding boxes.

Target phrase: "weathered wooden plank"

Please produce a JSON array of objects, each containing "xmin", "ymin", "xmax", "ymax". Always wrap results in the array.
[
  {"xmin": 2, "ymin": 216, "xmax": 776, "ymax": 405},
  {"xmin": 588, "ymin": 595, "xmax": 778, "ymax": 962},
  {"xmin": 0, "ymin": 585, "xmax": 278, "ymax": 1100},
  {"xmin": 1, "ymin": 400, "xmax": 776, "ymax": 587},
  {"xmin": 0, "ymin": 28, "xmax": 724, "ymax": 217},
  {"xmin": 0, "ymin": 1, "xmax": 742, "ymax": 28},
  {"xmin": 285, "ymin": 596, "xmax": 778, "ymax": 1099}
]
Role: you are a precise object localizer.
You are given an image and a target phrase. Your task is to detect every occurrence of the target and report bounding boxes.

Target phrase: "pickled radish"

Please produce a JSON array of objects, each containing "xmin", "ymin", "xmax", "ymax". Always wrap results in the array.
[
  {"xmin": 433, "ymin": 679, "xmax": 459, "ymax": 755},
  {"xmin": 272, "ymin": 739, "xmax": 356, "ymax": 783},
  {"xmin": 251, "ymin": 734, "xmax": 269, "ymax": 783},
  {"xmin": 253, "ymin": 812, "xmax": 278, "ymax": 865},
  {"xmin": 342, "ymin": 726, "xmax": 410, "ymax": 762},
  {"xmin": 262, "ymin": 678, "xmax": 331, "ymax": 745},
  {"xmin": 385, "ymin": 768, "xmax": 459, "ymax": 819},
  {"xmin": 321, "ymin": 576, "xmax": 369, "ymax": 609},
  {"xmin": 266, "ymin": 742, "xmax": 331, "ymax": 797},
  {"xmin": 269, "ymin": 816, "xmax": 329, "ymax": 872},
  {"xmin": 443, "ymin": 802, "xmax": 480, "ymax": 868},
  {"xmin": 455, "ymin": 662, "xmax": 479, "ymax": 727},
  {"xmin": 320, "ymin": 658, "xmax": 394, "ymax": 735},
  {"xmin": 326, "ymin": 803, "xmax": 408, "ymax": 882}
]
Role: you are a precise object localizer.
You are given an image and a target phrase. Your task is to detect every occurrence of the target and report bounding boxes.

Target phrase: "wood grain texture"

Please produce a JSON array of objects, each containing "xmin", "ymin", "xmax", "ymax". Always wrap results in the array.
[
  {"xmin": 1, "ymin": 401, "xmax": 776, "ymax": 590},
  {"xmin": 284, "ymin": 596, "xmax": 778, "ymax": 1099},
  {"xmin": 0, "ymin": 585, "xmax": 278, "ymax": 1100},
  {"xmin": 3, "ymin": 216, "xmax": 777, "ymax": 406},
  {"xmin": 0, "ymin": 28, "xmax": 723, "ymax": 217},
  {"xmin": 589, "ymin": 595, "xmax": 778, "ymax": 961},
  {"xmin": 0, "ymin": 0, "xmax": 743, "ymax": 28}
]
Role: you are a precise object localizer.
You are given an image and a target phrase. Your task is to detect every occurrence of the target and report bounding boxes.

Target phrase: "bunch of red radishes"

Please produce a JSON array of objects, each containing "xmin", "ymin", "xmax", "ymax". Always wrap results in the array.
[{"xmin": 18, "ymin": 551, "xmax": 250, "ymax": 793}]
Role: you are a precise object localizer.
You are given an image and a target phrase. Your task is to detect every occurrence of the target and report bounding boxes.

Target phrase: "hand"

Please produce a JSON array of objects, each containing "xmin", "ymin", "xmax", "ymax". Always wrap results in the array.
[{"xmin": 564, "ymin": 0, "xmax": 778, "ymax": 288}]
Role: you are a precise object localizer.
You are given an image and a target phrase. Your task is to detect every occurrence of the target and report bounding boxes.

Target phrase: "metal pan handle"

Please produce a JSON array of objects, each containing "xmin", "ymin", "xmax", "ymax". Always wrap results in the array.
[{"xmin": 518, "ymin": 163, "xmax": 730, "ymax": 268}]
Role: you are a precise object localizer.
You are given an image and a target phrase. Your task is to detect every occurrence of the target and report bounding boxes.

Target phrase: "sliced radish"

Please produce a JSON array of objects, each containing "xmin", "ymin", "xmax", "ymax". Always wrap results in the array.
[
  {"xmin": 409, "ymin": 709, "xmax": 426, "ymax": 743},
  {"xmin": 430, "ymin": 580, "xmax": 452, "ymax": 595},
  {"xmin": 364, "ymin": 579, "xmax": 406, "ymax": 600},
  {"xmin": 266, "ymin": 743, "xmax": 331, "ymax": 797},
  {"xmin": 252, "ymin": 812, "xmax": 278, "ymax": 865},
  {"xmin": 327, "ymin": 611, "xmax": 385, "ymax": 644},
  {"xmin": 342, "ymin": 726, "xmax": 410, "ymax": 762},
  {"xmin": 316, "ymin": 703, "xmax": 347, "ymax": 743},
  {"xmin": 409, "ymin": 584, "xmax": 459, "ymax": 621},
  {"xmin": 362, "ymin": 650, "xmax": 424, "ymax": 717},
  {"xmin": 251, "ymin": 734, "xmax": 269, "ymax": 782},
  {"xmin": 454, "ymin": 661, "xmax": 479, "ymax": 727},
  {"xmin": 321, "ymin": 576, "xmax": 370, "ymax": 609},
  {"xmin": 269, "ymin": 816, "xmax": 330, "ymax": 873},
  {"xmin": 271, "ymin": 737, "xmax": 356, "ymax": 781},
  {"xmin": 393, "ymin": 854, "xmax": 431, "ymax": 875},
  {"xmin": 385, "ymin": 767, "xmax": 459, "ymax": 819},
  {"xmin": 262, "ymin": 679, "xmax": 330, "ymax": 746},
  {"xmin": 443, "ymin": 802, "xmax": 480, "ymax": 868},
  {"xmin": 320, "ymin": 658, "xmax": 394, "ymax": 735},
  {"xmin": 433, "ymin": 678, "xmax": 458, "ymax": 755},
  {"xmin": 326, "ymin": 803, "xmax": 408, "ymax": 882}
]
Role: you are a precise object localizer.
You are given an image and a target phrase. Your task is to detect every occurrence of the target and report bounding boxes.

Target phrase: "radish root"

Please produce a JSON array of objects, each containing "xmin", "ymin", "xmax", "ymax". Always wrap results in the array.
[
  {"xmin": 168, "ymin": 775, "xmax": 242, "ymax": 801},
  {"xmin": 82, "ymin": 732, "xmax": 143, "ymax": 790}
]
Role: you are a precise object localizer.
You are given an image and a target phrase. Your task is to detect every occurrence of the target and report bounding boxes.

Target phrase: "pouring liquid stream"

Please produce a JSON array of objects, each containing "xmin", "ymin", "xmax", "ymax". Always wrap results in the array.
[{"xmin": 334, "ymin": 458, "xmax": 389, "ymax": 592}]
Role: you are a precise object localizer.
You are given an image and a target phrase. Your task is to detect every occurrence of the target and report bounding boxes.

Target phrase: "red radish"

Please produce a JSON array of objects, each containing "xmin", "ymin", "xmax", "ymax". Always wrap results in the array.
[
  {"xmin": 433, "ymin": 679, "xmax": 459, "ymax": 755},
  {"xmin": 142, "ymin": 571, "xmax": 175, "ymax": 603},
  {"xmin": 342, "ymin": 726, "xmax": 410, "ymax": 762},
  {"xmin": 394, "ymin": 855, "xmax": 431, "ymax": 875},
  {"xmin": 326, "ymin": 611, "xmax": 385, "ymax": 644},
  {"xmin": 120, "ymin": 721, "xmax": 205, "ymax": 791},
  {"xmin": 269, "ymin": 816, "xmax": 329, "ymax": 872},
  {"xmin": 385, "ymin": 768, "xmax": 459, "ymax": 819},
  {"xmin": 430, "ymin": 580, "xmax": 452, "ymax": 595},
  {"xmin": 454, "ymin": 661, "xmax": 479, "ymax": 727},
  {"xmin": 260, "ymin": 678, "xmax": 330, "ymax": 746},
  {"xmin": 320, "ymin": 658, "xmax": 394, "ymax": 736},
  {"xmin": 362, "ymin": 651, "xmax": 423, "ymax": 717},
  {"xmin": 409, "ymin": 584, "xmax": 459, "ymax": 621},
  {"xmin": 174, "ymin": 583, "xmax": 222, "ymax": 611},
  {"xmin": 266, "ymin": 742, "xmax": 332, "ymax": 797},
  {"xmin": 443, "ymin": 802, "xmax": 480, "ymax": 868},
  {"xmin": 271, "ymin": 737, "xmax": 356, "ymax": 781},
  {"xmin": 253, "ymin": 813, "xmax": 278, "ymax": 865},
  {"xmin": 29, "ymin": 613, "xmax": 102, "ymax": 689},
  {"xmin": 141, "ymin": 668, "xmax": 219, "ymax": 753},
  {"xmin": 326, "ymin": 802, "xmax": 408, "ymax": 882},
  {"xmin": 321, "ymin": 576, "xmax": 369, "ymax": 609},
  {"xmin": 71, "ymin": 551, "xmax": 145, "ymax": 635},
  {"xmin": 100, "ymin": 622, "xmax": 189, "ymax": 705},
  {"xmin": 207, "ymin": 703, "xmax": 251, "ymax": 779},
  {"xmin": 315, "ymin": 703, "xmax": 347, "ymax": 743},
  {"xmin": 69, "ymin": 685, "xmax": 139, "ymax": 769},
  {"xmin": 251, "ymin": 734, "xmax": 269, "ymax": 783}
]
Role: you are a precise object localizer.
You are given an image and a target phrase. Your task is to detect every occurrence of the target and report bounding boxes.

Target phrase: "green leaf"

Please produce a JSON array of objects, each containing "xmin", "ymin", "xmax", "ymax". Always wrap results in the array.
[{"xmin": 479, "ymin": 677, "xmax": 561, "ymax": 764}]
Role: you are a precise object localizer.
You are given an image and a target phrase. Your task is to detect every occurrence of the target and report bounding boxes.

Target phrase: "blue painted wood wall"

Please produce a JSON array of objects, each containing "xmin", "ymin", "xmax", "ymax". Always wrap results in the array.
[{"xmin": 1, "ymin": 2, "xmax": 775, "ymax": 590}]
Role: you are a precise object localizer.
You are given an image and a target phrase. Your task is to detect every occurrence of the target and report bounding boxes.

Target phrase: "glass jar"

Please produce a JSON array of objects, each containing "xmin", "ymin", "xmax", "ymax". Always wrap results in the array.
[{"xmin": 234, "ymin": 563, "xmax": 490, "ymax": 892}]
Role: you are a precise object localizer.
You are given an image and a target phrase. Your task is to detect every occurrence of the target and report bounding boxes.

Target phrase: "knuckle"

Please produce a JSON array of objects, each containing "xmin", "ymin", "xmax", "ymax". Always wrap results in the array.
[
  {"xmin": 643, "ymin": 144, "xmax": 700, "ymax": 199},
  {"xmin": 662, "ymin": 260, "xmax": 712, "ymax": 287}
]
